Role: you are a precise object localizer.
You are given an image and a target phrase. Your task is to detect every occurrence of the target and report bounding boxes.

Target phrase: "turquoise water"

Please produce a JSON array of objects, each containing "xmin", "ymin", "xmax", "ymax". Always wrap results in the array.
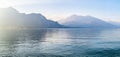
[{"xmin": 0, "ymin": 28, "xmax": 120, "ymax": 57}]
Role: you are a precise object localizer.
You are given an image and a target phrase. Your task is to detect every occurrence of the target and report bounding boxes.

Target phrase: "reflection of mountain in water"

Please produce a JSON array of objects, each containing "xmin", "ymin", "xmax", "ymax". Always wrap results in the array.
[
  {"xmin": 0, "ymin": 29, "xmax": 48, "ymax": 56},
  {"xmin": 1, "ymin": 28, "xmax": 120, "ymax": 57},
  {"xmin": 0, "ymin": 7, "xmax": 63, "ymax": 28}
]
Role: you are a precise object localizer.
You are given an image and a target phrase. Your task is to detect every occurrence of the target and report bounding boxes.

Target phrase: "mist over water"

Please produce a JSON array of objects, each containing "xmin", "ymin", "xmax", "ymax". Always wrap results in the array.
[{"xmin": 0, "ymin": 28, "xmax": 120, "ymax": 57}]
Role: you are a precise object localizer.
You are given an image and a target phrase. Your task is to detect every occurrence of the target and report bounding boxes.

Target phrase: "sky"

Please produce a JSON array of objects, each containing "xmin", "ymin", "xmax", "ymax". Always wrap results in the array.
[{"xmin": 0, "ymin": 0, "xmax": 120, "ymax": 22}]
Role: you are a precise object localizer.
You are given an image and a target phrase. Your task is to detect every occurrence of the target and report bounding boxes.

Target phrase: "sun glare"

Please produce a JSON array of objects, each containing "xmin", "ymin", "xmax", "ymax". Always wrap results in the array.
[{"xmin": 0, "ymin": 0, "xmax": 9, "ymax": 8}]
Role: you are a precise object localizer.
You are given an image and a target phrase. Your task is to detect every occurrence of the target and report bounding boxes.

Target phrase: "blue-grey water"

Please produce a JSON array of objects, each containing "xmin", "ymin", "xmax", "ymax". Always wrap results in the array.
[{"xmin": 0, "ymin": 28, "xmax": 120, "ymax": 57}]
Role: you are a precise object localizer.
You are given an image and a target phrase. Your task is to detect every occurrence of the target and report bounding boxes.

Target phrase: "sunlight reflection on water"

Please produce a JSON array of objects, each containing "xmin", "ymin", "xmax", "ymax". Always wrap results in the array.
[{"xmin": 0, "ymin": 28, "xmax": 120, "ymax": 57}]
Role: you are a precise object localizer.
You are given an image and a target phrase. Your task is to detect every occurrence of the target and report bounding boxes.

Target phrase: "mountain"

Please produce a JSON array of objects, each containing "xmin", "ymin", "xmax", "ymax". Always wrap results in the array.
[
  {"xmin": 0, "ymin": 7, "xmax": 63, "ymax": 28},
  {"xmin": 109, "ymin": 21, "xmax": 120, "ymax": 27},
  {"xmin": 60, "ymin": 15, "xmax": 115, "ymax": 28}
]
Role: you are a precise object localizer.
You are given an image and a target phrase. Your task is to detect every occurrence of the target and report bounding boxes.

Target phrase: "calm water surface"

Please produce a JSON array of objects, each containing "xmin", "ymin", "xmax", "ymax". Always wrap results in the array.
[{"xmin": 0, "ymin": 28, "xmax": 120, "ymax": 57}]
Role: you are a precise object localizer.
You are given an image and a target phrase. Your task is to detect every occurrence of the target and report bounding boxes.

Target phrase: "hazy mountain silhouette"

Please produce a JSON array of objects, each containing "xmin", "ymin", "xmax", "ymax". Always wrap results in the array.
[
  {"xmin": 0, "ymin": 7, "xmax": 63, "ymax": 28},
  {"xmin": 0, "ymin": 7, "xmax": 117, "ymax": 28},
  {"xmin": 60, "ymin": 15, "xmax": 115, "ymax": 28},
  {"xmin": 109, "ymin": 21, "xmax": 120, "ymax": 27}
]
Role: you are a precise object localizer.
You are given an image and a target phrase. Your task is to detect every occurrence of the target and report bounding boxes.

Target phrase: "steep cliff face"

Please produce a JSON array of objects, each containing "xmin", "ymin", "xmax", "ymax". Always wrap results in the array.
[{"xmin": 0, "ymin": 7, "xmax": 63, "ymax": 28}]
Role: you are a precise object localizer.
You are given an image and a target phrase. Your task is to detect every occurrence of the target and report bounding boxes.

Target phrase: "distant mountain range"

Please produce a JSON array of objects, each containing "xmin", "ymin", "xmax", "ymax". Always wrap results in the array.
[
  {"xmin": 60, "ymin": 15, "xmax": 117, "ymax": 28},
  {"xmin": 0, "ymin": 7, "xmax": 119, "ymax": 28},
  {"xmin": 0, "ymin": 7, "xmax": 63, "ymax": 28}
]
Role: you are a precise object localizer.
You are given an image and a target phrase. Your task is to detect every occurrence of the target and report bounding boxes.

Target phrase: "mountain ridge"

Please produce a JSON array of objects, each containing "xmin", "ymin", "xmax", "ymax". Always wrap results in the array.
[
  {"xmin": 60, "ymin": 15, "xmax": 116, "ymax": 28},
  {"xmin": 0, "ymin": 7, "xmax": 64, "ymax": 28},
  {"xmin": 0, "ymin": 7, "xmax": 118, "ymax": 28}
]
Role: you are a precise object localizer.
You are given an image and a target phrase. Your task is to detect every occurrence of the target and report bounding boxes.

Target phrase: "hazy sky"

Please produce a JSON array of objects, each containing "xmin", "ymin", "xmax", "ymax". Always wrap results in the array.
[{"xmin": 0, "ymin": 0, "xmax": 120, "ymax": 22}]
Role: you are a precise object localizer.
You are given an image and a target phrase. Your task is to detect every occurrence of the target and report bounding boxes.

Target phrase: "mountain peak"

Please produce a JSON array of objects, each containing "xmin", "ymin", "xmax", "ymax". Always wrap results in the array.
[
  {"xmin": 7, "ymin": 7, "xmax": 15, "ymax": 10},
  {"xmin": 0, "ymin": 7, "xmax": 19, "ymax": 14},
  {"xmin": 60, "ymin": 15, "xmax": 115, "ymax": 28},
  {"xmin": 0, "ymin": 7, "xmax": 63, "ymax": 28}
]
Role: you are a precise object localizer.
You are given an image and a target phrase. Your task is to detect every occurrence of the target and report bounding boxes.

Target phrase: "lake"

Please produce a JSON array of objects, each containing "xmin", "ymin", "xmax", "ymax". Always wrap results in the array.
[{"xmin": 0, "ymin": 28, "xmax": 120, "ymax": 57}]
